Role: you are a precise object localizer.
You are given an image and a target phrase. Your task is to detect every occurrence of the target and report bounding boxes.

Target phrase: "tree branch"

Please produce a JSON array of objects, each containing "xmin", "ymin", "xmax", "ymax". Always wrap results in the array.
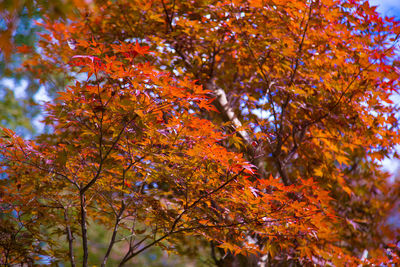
[
  {"xmin": 80, "ymin": 114, "xmax": 138, "ymax": 194},
  {"xmin": 64, "ymin": 207, "xmax": 76, "ymax": 267},
  {"xmin": 101, "ymin": 206, "xmax": 124, "ymax": 267},
  {"xmin": 79, "ymin": 192, "xmax": 88, "ymax": 267}
]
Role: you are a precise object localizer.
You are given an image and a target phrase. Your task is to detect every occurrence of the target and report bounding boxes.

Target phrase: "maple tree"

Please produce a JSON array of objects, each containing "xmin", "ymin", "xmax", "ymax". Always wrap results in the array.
[{"xmin": 1, "ymin": 0, "xmax": 400, "ymax": 266}]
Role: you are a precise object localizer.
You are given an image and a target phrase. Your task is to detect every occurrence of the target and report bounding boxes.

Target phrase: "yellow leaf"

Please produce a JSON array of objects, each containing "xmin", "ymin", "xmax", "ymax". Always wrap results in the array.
[
  {"xmin": 342, "ymin": 186, "xmax": 352, "ymax": 196},
  {"xmin": 336, "ymin": 154, "xmax": 349, "ymax": 165},
  {"xmin": 314, "ymin": 167, "xmax": 323, "ymax": 177}
]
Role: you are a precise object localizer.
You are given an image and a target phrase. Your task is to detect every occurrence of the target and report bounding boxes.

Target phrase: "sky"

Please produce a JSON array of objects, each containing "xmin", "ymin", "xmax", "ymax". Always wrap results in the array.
[
  {"xmin": 369, "ymin": 0, "xmax": 400, "ymax": 18},
  {"xmin": 367, "ymin": 0, "xmax": 400, "ymax": 174}
]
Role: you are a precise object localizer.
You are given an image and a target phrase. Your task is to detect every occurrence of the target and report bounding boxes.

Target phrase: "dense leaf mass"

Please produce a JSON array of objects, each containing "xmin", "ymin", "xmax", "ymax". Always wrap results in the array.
[{"xmin": 1, "ymin": 0, "xmax": 400, "ymax": 266}]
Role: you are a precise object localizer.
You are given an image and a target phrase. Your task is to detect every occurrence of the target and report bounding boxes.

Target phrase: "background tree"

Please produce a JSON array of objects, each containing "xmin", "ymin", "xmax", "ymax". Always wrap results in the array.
[
  {"xmin": 2, "ymin": 0, "xmax": 400, "ymax": 266},
  {"xmin": 0, "ymin": 0, "xmax": 90, "ymax": 134}
]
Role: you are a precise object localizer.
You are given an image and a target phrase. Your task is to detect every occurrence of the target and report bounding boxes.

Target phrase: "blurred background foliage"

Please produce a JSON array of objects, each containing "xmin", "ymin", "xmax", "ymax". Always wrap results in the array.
[
  {"xmin": 0, "ymin": 0, "xmax": 87, "ymax": 135},
  {"xmin": 0, "ymin": 0, "xmax": 41, "ymax": 134}
]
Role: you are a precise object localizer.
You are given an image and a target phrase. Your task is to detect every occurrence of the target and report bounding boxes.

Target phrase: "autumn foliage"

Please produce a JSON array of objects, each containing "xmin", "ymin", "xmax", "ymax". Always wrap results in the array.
[{"xmin": 1, "ymin": 0, "xmax": 400, "ymax": 266}]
